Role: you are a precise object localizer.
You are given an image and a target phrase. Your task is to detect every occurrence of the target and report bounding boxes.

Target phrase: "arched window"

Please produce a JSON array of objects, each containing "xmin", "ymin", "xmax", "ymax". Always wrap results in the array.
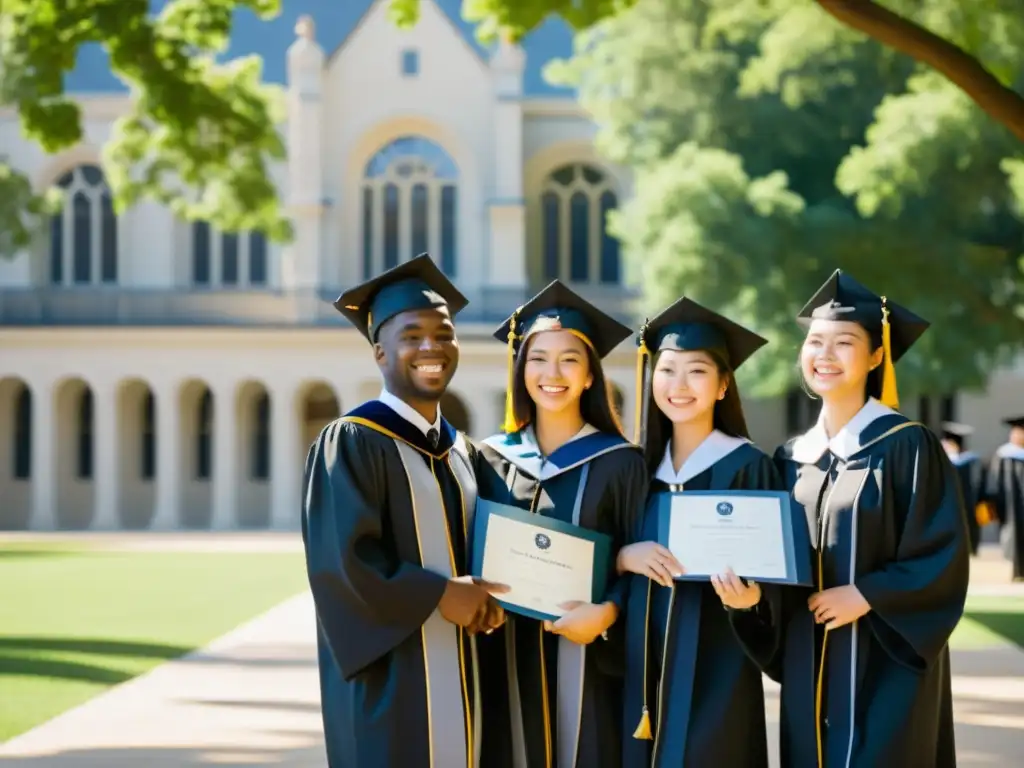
[
  {"xmin": 50, "ymin": 165, "xmax": 118, "ymax": 285},
  {"xmin": 361, "ymin": 136, "xmax": 458, "ymax": 278},
  {"xmin": 13, "ymin": 385, "xmax": 31, "ymax": 480},
  {"xmin": 540, "ymin": 163, "xmax": 621, "ymax": 285},
  {"xmin": 77, "ymin": 388, "xmax": 94, "ymax": 479},
  {"xmin": 141, "ymin": 391, "xmax": 156, "ymax": 481},
  {"xmin": 251, "ymin": 392, "xmax": 270, "ymax": 481},
  {"xmin": 192, "ymin": 223, "xmax": 268, "ymax": 287},
  {"xmin": 196, "ymin": 389, "xmax": 213, "ymax": 480}
]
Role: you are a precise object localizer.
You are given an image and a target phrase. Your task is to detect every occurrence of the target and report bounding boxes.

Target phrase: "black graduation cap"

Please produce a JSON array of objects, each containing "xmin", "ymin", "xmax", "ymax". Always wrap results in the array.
[
  {"xmin": 493, "ymin": 280, "xmax": 633, "ymax": 433},
  {"xmin": 1003, "ymin": 415, "xmax": 1024, "ymax": 428},
  {"xmin": 796, "ymin": 269, "xmax": 929, "ymax": 363},
  {"xmin": 639, "ymin": 297, "xmax": 768, "ymax": 372},
  {"xmin": 796, "ymin": 269, "xmax": 930, "ymax": 410},
  {"xmin": 940, "ymin": 421, "xmax": 973, "ymax": 447},
  {"xmin": 492, "ymin": 279, "xmax": 633, "ymax": 359},
  {"xmin": 333, "ymin": 253, "xmax": 468, "ymax": 343}
]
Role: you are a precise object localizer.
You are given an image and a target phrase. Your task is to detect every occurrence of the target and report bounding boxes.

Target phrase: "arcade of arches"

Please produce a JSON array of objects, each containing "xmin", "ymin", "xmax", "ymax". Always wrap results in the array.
[{"xmin": 0, "ymin": 377, "xmax": 484, "ymax": 531}]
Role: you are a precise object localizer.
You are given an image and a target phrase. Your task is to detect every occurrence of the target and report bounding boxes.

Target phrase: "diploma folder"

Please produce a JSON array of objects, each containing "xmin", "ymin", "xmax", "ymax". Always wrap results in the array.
[
  {"xmin": 471, "ymin": 498, "xmax": 613, "ymax": 623},
  {"xmin": 655, "ymin": 489, "xmax": 814, "ymax": 587}
]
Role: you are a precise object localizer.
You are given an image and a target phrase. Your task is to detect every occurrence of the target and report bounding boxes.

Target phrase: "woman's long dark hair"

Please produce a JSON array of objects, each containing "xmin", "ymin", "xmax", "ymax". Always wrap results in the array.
[
  {"xmin": 510, "ymin": 333, "xmax": 625, "ymax": 439},
  {"xmin": 642, "ymin": 349, "xmax": 751, "ymax": 474}
]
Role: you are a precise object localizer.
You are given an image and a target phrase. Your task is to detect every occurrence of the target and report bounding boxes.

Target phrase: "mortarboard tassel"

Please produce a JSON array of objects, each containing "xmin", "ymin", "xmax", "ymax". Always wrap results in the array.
[
  {"xmin": 500, "ymin": 310, "xmax": 521, "ymax": 433},
  {"xmin": 879, "ymin": 296, "xmax": 899, "ymax": 410},
  {"xmin": 632, "ymin": 579, "xmax": 654, "ymax": 740},
  {"xmin": 633, "ymin": 322, "xmax": 650, "ymax": 444}
]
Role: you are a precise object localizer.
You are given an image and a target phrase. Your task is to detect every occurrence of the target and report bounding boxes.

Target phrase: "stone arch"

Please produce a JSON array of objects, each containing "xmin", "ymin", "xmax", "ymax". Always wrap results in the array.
[
  {"xmin": 53, "ymin": 377, "xmax": 95, "ymax": 529},
  {"xmin": 0, "ymin": 377, "xmax": 33, "ymax": 529},
  {"xmin": 298, "ymin": 380, "xmax": 342, "ymax": 452},
  {"xmin": 179, "ymin": 378, "xmax": 214, "ymax": 529}
]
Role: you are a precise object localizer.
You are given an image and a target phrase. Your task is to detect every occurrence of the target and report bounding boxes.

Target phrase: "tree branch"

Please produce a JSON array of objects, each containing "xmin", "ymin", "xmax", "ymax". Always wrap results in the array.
[{"xmin": 815, "ymin": 0, "xmax": 1024, "ymax": 142}]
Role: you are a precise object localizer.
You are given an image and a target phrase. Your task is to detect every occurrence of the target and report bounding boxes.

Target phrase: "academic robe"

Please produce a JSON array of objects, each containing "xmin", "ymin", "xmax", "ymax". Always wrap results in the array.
[
  {"xmin": 947, "ymin": 450, "xmax": 983, "ymax": 555},
  {"xmin": 301, "ymin": 400, "xmax": 497, "ymax": 768},
  {"xmin": 622, "ymin": 432, "xmax": 781, "ymax": 768},
  {"xmin": 473, "ymin": 425, "xmax": 648, "ymax": 768},
  {"xmin": 981, "ymin": 443, "xmax": 1024, "ymax": 580},
  {"xmin": 732, "ymin": 398, "xmax": 970, "ymax": 768}
]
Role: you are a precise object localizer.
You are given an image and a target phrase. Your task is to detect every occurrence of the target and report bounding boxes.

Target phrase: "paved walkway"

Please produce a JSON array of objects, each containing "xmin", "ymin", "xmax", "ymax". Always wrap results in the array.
[{"xmin": 1, "ymin": 541, "xmax": 1022, "ymax": 766}]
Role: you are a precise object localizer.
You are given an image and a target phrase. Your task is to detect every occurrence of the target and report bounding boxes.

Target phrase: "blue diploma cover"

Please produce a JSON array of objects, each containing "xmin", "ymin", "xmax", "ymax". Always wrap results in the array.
[
  {"xmin": 654, "ymin": 489, "xmax": 813, "ymax": 586},
  {"xmin": 471, "ymin": 499, "xmax": 612, "ymax": 622}
]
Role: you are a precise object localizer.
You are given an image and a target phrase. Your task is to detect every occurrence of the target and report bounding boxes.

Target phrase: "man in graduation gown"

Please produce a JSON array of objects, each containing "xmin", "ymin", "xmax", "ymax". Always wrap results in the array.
[
  {"xmin": 940, "ymin": 421, "xmax": 984, "ymax": 555},
  {"xmin": 301, "ymin": 254, "xmax": 509, "ymax": 767},
  {"xmin": 981, "ymin": 415, "xmax": 1024, "ymax": 580}
]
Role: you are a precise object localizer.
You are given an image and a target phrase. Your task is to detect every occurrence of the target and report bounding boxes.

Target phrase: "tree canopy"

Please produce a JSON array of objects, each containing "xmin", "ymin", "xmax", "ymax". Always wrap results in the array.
[
  {"xmin": 0, "ymin": 0, "xmax": 291, "ymax": 258},
  {"xmin": 540, "ymin": 0, "xmax": 1024, "ymax": 396}
]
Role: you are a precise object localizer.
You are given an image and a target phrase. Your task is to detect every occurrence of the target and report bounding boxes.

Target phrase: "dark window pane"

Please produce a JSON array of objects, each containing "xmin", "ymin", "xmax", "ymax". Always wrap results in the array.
[
  {"xmin": 383, "ymin": 183, "xmax": 399, "ymax": 269},
  {"xmin": 222, "ymin": 233, "xmax": 239, "ymax": 285},
  {"xmin": 599, "ymin": 191, "xmax": 620, "ymax": 284},
  {"xmin": 569, "ymin": 191, "xmax": 589, "ymax": 282},
  {"xmin": 100, "ymin": 193, "xmax": 117, "ymax": 283},
  {"xmin": 13, "ymin": 386, "xmax": 31, "ymax": 479},
  {"xmin": 73, "ymin": 192, "xmax": 92, "ymax": 283},
  {"xmin": 192, "ymin": 222, "xmax": 210, "ymax": 285},
  {"xmin": 248, "ymin": 232, "xmax": 267, "ymax": 285},
  {"xmin": 412, "ymin": 184, "xmax": 429, "ymax": 256}
]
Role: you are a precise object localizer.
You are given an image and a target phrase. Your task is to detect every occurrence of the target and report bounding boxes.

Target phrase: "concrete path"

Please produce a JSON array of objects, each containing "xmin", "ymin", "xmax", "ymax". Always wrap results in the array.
[{"xmin": 1, "ymin": 539, "xmax": 1023, "ymax": 766}]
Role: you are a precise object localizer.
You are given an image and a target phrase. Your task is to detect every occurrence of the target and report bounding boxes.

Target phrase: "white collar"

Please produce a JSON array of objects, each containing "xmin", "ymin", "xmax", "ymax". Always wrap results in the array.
[
  {"xmin": 789, "ymin": 397, "xmax": 897, "ymax": 463},
  {"xmin": 655, "ymin": 429, "xmax": 749, "ymax": 485},
  {"xmin": 522, "ymin": 423, "xmax": 598, "ymax": 456},
  {"xmin": 996, "ymin": 443, "xmax": 1024, "ymax": 461},
  {"xmin": 946, "ymin": 449, "xmax": 979, "ymax": 467},
  {"xmin": 378, "ymin": 388, "xmax": 441, "ymax": 438}
]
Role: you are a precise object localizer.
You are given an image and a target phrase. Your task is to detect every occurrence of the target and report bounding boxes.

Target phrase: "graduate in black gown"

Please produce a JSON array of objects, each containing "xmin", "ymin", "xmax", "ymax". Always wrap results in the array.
[
  {"xmin": 473, "ymin": 280, "xmax": 648, "ymax": 768},
  {"xmin": 301, "ymin": 255, "xmax": 509, "ymax": 768},
  {"xmin": 940, "ymin": 421, "xmax": 984, "ymax": 555},
  {"xmin": 616, "ymin": 297, "xmax": 780, "ymax": 768},
  {"xmin": 980, "ymin": 415, "xmax": 1024, "ymax": 580},
  {"xmin": 731, "ymin": 270, "xmax": 970, "ymax": 768}
]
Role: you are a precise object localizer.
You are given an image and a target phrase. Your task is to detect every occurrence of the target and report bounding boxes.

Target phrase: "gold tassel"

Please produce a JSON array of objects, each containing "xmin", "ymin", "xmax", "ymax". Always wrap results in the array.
[
  {"xmin": 879, "ymin": 296, "xmax": 899, "ymax": 409},
  {"xmin": 633, "ymin": 322, "xmax": 650, "ymax": 444},
  {"xmin": 500, "ymin": 311, "xmax": 520, "ymax": 433},
  {"xmin": 633, "ymin": 707, "xmax": 652, "ymax": 740}
]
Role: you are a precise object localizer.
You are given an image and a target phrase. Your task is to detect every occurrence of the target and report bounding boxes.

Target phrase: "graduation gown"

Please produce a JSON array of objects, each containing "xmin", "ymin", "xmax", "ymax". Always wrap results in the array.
[
  {"xmin": 622, "ymin": 432, "xmax": 780, "ymax": 768},
  {"xmin": 981, "ymin": 443, "xmax": 1024, "ymax": 579},
  {"xmin": 947, "ymin": 450, "xmax": 983, "ymax": 555},
  {"xmin": 301, "ymin": 400, "xmax": 492, "ymax": 768},
  {"xmin": 736, "ymin": 398, "xmax": 969, "ymax": 768},
  {"xmin": 473, "ymin": 425, "xmax": 648, "ymax": 768}
]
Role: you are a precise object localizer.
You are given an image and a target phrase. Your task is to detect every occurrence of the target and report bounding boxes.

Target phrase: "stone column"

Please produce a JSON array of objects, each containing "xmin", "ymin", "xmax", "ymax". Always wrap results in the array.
[
  {"xmin": 151, "ymin": 381, "xmax": 181, "ymax": 530},
  {"xmin": 91, "ymin": 381, "xmax": 120, "ymax": 529},
  {"xmin": 271, "ymin": 382, "xmax": 300, "ymax": 530},
  {"xmin": 30, "ymin": 380, "xmax": 56, "ymax": 530},
  {"xmin": 211, "ymin": 381, "xmax": 238, "ymax": 530}
]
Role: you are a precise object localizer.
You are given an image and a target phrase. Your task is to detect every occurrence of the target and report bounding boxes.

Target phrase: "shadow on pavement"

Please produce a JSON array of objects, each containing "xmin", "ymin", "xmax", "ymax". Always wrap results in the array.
[{"xmin": 0, "ymin": 743, "xmax": 327, "ymax": 767}]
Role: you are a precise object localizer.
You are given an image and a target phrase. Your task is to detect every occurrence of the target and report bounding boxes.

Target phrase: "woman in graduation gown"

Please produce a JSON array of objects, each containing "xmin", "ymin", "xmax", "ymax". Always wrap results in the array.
[
  {"xmin": 616, "ymin": 297, "xmax": 780, "ymax": 767},
  {"xmin": 473, "ymin": 279, "xmax": 648, "ymax": 768},
  {"xmin": 980, "ymin": 415, "xmax": 1024, "ymax": 579},
  {"xmin": 732, "ymin": 270, "xmax": 971, "ymax": 767}
]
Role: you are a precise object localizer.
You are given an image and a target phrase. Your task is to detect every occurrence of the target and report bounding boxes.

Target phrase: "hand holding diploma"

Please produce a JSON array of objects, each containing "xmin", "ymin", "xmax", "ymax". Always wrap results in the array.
[
  {"xmin": 711, "ymin": 567, "xmax": 762, "ymax": 610},
  {"xmin": 543, "ymin": 600, "xmax": 618, "ymax": 645},
  {"xmin": 439, "ymin": 575, "xmax": 510, "ymax": 632},
  {"xmin": 617, "ymin": 541, "xmax": 686, "ymax": 587}
]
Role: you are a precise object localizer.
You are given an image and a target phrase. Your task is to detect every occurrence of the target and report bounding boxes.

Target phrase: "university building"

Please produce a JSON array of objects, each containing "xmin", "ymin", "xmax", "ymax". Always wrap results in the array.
[{"xmin": 0, "ymin": 0, "xmax": 1019, "ymax": 531}]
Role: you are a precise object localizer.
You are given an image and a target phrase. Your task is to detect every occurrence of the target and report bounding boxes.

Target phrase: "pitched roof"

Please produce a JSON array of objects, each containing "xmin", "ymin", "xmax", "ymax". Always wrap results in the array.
[{"xmin": 65, "ymin": 0, "xmax": 575, "ymax": 97}]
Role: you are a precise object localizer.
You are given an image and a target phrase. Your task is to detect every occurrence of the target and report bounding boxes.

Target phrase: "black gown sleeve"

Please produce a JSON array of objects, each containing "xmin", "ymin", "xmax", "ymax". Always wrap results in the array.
[
  {"xmin": 854, "ymin": 428, "xmax": 970, "ymax": 669},
  {"xmin": 302, "ymin": 420, "xmax": 449, "ymax": 681},
  {"xmin": 602, "ymin": 449, "xmax": 650, "ymax": 612},
  {"xmin": 726, "ymin": 452, "xmax": 790, "ymax": 677}
]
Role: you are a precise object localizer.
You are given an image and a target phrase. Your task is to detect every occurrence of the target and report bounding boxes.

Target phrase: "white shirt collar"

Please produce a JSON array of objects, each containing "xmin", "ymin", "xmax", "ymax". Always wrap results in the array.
[
  {"xmin": 789, "ymin": 397, "xmax": 897, "ymax": 463},
  {"xmin": 996, "ymin": 442, "xmax": 1024, "ymax": 461},
  {"xmin": 378, "ymin": 388, "xmax": 441, "ymax": 438},
  {"xmin": 655, "ymin": 429, "xmax": 749, "ymax": 485}
]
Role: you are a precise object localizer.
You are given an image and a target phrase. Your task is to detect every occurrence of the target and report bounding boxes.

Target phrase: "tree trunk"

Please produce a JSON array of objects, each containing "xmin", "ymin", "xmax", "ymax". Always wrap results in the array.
[{"xmin": 815, "ymin": 0, "xmax": 1024, "ymax": 142}]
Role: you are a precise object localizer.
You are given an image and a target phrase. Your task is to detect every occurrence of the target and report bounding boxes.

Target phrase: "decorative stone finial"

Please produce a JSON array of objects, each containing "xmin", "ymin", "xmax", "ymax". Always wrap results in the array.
[{"xmin": 295, "ymin": 15, "xmax": 315, "ymax": 40}]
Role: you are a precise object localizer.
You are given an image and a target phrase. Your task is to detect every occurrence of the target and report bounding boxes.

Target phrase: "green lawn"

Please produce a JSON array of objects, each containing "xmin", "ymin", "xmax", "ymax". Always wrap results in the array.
[
  {"xmin": 950, "ymin": 595, "xmax": 1024, "ymax": 650},
  {"xmin": 0, "ymin": 541, "xmax": 308, "ymax": 743}
]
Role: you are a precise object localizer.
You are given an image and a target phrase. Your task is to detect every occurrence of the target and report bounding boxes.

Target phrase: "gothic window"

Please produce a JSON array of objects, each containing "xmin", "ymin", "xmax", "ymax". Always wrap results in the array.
[
  {"xmin": 191, "ymin": 224, "xmax": 268, "ymax": 287},
  {"xmin": 361, "ymin": 136, "xmax": 458, "ymax": 278},
  {"xmin": 49, "ymin": 165, "xmax": 118, "ymax": 285},
  {"xmin": 13, "ymin": 385, "xmax": 31, "ymax": 480},
  {"xmin": 540, "ymin": 163, "xmax": 621, "ymax": 285}
]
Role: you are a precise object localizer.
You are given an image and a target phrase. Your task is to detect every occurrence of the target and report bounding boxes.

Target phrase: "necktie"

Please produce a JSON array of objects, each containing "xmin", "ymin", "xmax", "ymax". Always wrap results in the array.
[{"xmin": 427, "ymin": 428, "xmax": 439, "ymax": 449}]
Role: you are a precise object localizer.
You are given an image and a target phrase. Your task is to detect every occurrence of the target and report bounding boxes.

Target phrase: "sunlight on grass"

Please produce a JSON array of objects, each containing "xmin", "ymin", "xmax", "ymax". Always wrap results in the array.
[{"xmin": 0, "ymin": 543, "xmax": 307, "ymax": 742}]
